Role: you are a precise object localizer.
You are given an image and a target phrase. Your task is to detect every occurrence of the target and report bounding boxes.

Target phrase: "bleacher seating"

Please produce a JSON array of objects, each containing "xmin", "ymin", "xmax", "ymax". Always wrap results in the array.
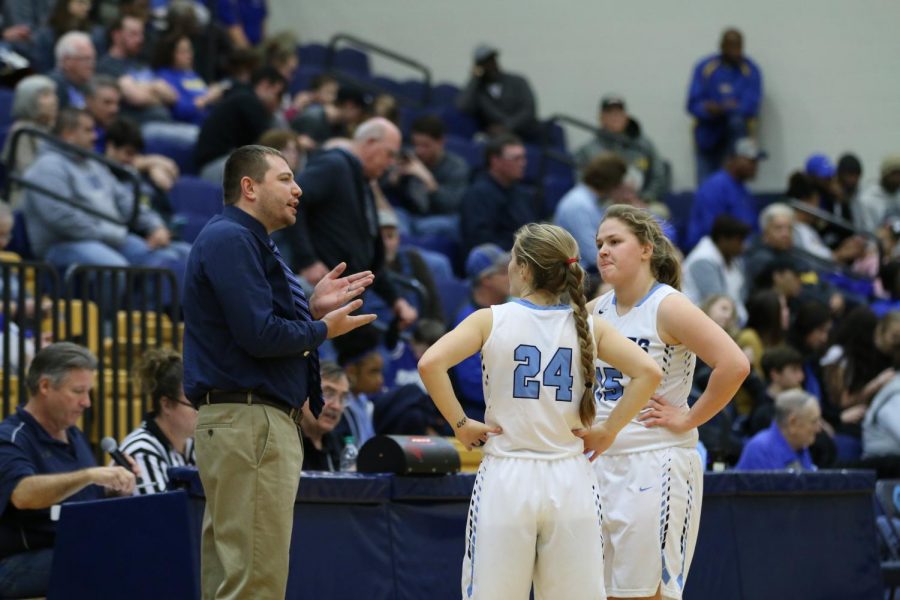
[
  {"xmin": 0, "ymin": 87, "xmax": 13, "ymax": 128},
  {"xmin": 298, "ymin": 42, "xmax": 328, "ymax": 67},
  {"xmin": 169, "ymin": 176, "xmax": 224, "ymax": 243},
  {"xmin": 144, "ymin": 134, "xmax": 197, "ymax": 176},
  {"xmin": 430, "ymin": 82, "xmax": 460, "ymax": 107},
  {"xmin": 444, "ymin": 134, "xmax": 483, "ymax": 171},
  {"xmin": 333, "ymin": 47, "xmax": 371, "ymax": 78},
  {"xmin": 435, "ymin": 276, "xmax": 470, "ymax": 326},
  {"xmin": 289, "ymin": 65, "xmax": 325, "ymax": 96},
  {"xmin": 399, "ymin": 79, "xmax": 428, "ymax": 105},
  {"xmin": 371, "ymin": 75, "xmax": 402, "ymax": 97}
]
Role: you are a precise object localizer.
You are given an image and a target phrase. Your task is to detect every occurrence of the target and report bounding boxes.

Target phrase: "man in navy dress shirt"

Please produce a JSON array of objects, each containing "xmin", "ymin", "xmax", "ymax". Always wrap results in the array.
[{"xmin": 182, "ymin": 144, "xmax": 375, "ymax": 598}]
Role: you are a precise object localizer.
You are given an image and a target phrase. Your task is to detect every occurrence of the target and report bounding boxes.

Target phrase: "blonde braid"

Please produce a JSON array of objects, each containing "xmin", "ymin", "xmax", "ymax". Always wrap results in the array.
[{"xmin": 565, "ymin": 264, "xmax": 596, "ymax": 427}]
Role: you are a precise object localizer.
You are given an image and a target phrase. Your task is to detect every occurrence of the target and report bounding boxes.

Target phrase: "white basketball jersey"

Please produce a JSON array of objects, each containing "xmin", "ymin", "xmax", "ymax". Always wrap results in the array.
[
  {"xmin": 593, "ymin": 283, "xmax": 698, "ymax": 454},
  {"xmin": 480, "ymin": 299, "xmax": 593, "ymax": 460}
]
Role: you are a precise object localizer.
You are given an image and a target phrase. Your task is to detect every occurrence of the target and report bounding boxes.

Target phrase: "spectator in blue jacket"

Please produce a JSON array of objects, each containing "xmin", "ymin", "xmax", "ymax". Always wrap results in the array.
[
  {"xmin": 460, "ymin": 133, "xmax": 536, "ymax": 253},
  {"xmin": 686, "ymin": 137, "xmax": 764, "ymax": 250},
  {"xmin": 735, "ymin": 389, "xmax": 821, "ymax": 471},
  {"xmin": 687, "ymin": 28, "xmax": 762, "ymax": 184}
]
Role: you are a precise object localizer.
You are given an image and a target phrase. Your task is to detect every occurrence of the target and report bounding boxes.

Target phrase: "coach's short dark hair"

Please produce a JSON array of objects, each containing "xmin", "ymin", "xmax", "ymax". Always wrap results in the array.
[
  {"xmin": 410, "ymin": 115, "xmax": 445, "ymax": 140},
  {"xmin": 26, "ymin": 342, "xmax": 97, "ymax": 395},
  {"xmin": 484, "ymin": 133, "xmax": 522, "ymax": 167},
  {"xmin": 223, "ymin": 145, "xmax": 286, "ymax": 205}
]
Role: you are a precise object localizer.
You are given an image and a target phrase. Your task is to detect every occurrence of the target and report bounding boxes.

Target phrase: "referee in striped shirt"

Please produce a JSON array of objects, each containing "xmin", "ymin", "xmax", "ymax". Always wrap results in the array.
[{"xmin": 119, "ymin": 348, "xmax": 197, "ymax": 494}]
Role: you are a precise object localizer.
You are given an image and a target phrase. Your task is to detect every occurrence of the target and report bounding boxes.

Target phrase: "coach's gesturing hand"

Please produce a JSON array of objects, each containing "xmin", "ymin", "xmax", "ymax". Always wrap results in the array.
[
  {"xmin": 322, "ymin": 299, "xmax": 377, "ymax": 339},
  {"xmin": 454, "ymin": 416, "xmax": 502, "ymax": 451},
  {"xmin": 309, "ymin": 262, "xmax": 374, "ymax": 319}
]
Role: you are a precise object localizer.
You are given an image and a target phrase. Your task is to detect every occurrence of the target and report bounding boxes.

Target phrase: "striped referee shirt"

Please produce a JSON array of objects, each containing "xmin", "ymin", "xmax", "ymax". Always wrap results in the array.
[{"xmin": 119, "ymin": 417, "xmax": 196, "ymax": 495}]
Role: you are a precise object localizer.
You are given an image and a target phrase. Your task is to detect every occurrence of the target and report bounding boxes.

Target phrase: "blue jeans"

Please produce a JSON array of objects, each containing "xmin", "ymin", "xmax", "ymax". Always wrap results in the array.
[{"xmin": 0, "ymin": 548, "xmax": 53, "ymax": 599}]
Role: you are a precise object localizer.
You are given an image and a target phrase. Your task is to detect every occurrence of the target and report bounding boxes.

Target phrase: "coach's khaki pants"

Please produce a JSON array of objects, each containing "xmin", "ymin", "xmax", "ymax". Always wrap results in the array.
[{"xmin": 194, "ymin": 403, "xmax": 303, "ymax": 600}]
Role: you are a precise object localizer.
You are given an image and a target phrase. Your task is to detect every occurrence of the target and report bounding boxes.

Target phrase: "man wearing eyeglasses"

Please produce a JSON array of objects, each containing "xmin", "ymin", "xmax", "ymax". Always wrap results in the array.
[
  {"xmin": 300, "ymin": 361, "xmax": 351, "ymax": 472},
  {"xmin": 460, "ymin": 133, "xmax": 536, "ymax": 254}
]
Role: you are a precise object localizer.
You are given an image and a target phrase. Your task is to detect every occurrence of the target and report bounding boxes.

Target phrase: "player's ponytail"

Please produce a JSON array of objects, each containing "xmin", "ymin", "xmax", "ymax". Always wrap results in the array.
[
  {"xmin": 513, "ymin": 224, "xmax": 596, "ymax": 427},
  {"xmin": 564, "ymin": 263, "xmax": 596, "ymax": 427},
  {"xmin": 602, "ymin": 204, "xmax": 682, "ymax": 290}
]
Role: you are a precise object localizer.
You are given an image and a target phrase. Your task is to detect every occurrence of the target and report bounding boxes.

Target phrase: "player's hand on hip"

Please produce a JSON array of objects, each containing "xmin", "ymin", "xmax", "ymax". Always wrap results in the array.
[
  {"xmin": 322, "ymin": 299, "xmax": 377, "ymax": 339},
  {"xmin": 454, "ymin": 418, "xmax": 501, "ymax": 451},
  {"xmin": 309, "ymin": 262, "xmax": 374, "ymax": 319},
  {"xmin": 637, "ymin": 395, "xmax": 692, "ymax": 433},
  {"xmin": 574, "ymin": 424, "xmax": 616, "ymax": 462}
]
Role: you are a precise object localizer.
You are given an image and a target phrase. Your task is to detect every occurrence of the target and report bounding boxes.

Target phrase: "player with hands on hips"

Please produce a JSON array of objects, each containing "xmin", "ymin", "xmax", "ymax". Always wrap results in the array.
[
  {"xmin": 590, "ymin": 204, "xmax": 750, "ymax": 600},
  {"xmin": 419, "ymin": 223, "xmax": 661, "ymax": 600}
]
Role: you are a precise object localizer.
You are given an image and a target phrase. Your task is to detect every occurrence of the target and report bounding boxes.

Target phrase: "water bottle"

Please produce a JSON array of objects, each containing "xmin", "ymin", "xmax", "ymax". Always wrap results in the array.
[{"xmin": 340, "ymin": 436, "xmax": 358, "ymax": 472}]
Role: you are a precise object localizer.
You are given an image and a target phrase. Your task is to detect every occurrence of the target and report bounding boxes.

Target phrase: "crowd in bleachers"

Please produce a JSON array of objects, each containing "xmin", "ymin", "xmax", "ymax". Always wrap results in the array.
[{"xmin": 1, "ymin": 1, "xmax": 900, "ymax": 480}]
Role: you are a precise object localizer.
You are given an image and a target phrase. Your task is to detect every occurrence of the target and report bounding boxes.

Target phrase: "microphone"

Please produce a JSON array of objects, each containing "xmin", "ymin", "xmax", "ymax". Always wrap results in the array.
[{"xmin": 101, "ymin": 437, "xmax": 143, "ymax": 484}]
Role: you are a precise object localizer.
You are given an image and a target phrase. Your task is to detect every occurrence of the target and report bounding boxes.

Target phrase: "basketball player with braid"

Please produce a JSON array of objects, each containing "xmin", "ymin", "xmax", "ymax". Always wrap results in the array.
[
  {"xmin": 419, "ymin": 223, "xmax": 661, "ymax": 600},
  {"xmin": 590, "ymin": 205, "xmax": 750, "ymax": 600}
]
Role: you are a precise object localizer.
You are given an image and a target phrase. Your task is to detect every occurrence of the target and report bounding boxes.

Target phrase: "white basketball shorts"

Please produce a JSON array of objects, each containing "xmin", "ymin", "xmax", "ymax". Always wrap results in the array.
[
  {"xmin": 462, "ymin": 454, "xmax": 606, "ymax": 600},
  {"xmin": 593, "ymin": 447, "xmax": 703, "ymax": 600}
]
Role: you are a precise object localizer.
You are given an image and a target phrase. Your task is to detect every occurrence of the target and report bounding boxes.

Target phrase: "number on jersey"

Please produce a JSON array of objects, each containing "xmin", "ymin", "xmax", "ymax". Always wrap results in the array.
[
  {"xmin": 595, "ymin": 367, "xmax": 624, "ymax": 402},
  {"xmin": 512, "ymin": 345, "xmax": 574, "ymax": 402}
]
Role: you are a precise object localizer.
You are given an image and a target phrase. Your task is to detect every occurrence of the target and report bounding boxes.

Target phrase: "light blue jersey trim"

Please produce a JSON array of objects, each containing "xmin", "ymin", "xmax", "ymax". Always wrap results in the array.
[
  {"xmin": 511, "ymin": 298, "xmax": 570, "ymax": 311},
  {"xmin": 611, "ymin": 281, "xmax": 664, "ymax": 307}
]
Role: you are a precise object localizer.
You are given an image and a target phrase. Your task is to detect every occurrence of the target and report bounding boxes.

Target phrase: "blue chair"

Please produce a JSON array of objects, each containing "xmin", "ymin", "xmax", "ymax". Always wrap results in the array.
[
  {"xmin": 436, "ymin": 106, "xmax": 478, "ymax": 139},
  {"xmin": 169, "ymin": 176, "xmax": 223, "ymax": 243},
  {"xmin": 542, "ymin": 174, "xmax": 575, "ymax": 219},
  {"xmin": 523, "ymin": 144, "xmax": 543, "ymax": 185},
  {"xmin": 544, "ymin": 121, "xmax": 567, "ymax": 152},
  {"xmin": 372, "ymin": 75, "xmax": 402, "ymax": 97},
  {"xmin": 399, "ymin": 79, "xmax": 428, "ymax": 104},
  {"xmin": 435, "ymin": 276, "xmax": 471, "ymax": 327},
  {"xmin": 143, "ymin": 135, "xmax": 197, "ymax": 176},
  {"xmin": 430, "ymin": 83, "xmax": 460, "ymax": 107},
  {"xmin": 289, "ymin": 64, "xmax": 324, "ymax": 95},
  {"xmin": 6, "ymin": 210, "xmax": 33, "ymax": 259},
  {"xmin": 0, "ymin": 87, "xmax": 14, "ymax": 129},
  {"xmin": 333, "ymin": 47, "xmax": 371, "ymax": 78},
  {"xmin": 663, "ymin": 191, "xmax": 695, "ymax": 253},
  {"xmin": 444, "ymin": 135, "xmax": 483, "ymax": 170},
  {"xmin": 298, "ymin": 43, "xmax": 328, "ymax": 66}
]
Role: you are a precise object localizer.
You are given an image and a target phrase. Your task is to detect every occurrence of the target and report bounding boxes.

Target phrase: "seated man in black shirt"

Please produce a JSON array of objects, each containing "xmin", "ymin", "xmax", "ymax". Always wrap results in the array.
[{"xmin": 300, "ymin": 361, "xmax": 350, "ymax": 472}]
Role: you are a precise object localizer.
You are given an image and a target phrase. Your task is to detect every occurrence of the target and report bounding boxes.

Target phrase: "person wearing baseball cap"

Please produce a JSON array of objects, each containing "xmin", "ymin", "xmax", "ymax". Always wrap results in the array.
[
  {"xmin": 573, "ymin": 93, "xmax": 668, "ymax": 201},
  {"xmin": 457, "ymin": 43, "xmax": 541, "ymax": 142},
  {"xmin": 686, "ymin": 136, "xmax": 765, "ymax": 250},
  {"xmin": 856, "ymin": 154, "xmax": 900, "ymax": 232}
]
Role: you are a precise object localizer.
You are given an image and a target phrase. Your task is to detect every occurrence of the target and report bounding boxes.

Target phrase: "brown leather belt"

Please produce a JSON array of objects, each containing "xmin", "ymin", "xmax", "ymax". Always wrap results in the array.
[{"xmin": 203, "ymin": 390, "xmax": 302, "ymax": 424}]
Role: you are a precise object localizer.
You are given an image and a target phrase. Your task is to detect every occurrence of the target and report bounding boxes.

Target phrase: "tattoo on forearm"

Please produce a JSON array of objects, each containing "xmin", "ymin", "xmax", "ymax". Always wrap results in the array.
[{"xmin": 455, "ymin": 416, "xmax": 467, "ymax": 429}]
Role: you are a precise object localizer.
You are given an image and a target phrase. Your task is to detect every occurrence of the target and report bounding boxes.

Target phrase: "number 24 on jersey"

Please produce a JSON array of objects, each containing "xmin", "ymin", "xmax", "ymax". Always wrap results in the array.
[{"xmin": 512, "ymin": 344, "xmax": 574, "ymax": 402}]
